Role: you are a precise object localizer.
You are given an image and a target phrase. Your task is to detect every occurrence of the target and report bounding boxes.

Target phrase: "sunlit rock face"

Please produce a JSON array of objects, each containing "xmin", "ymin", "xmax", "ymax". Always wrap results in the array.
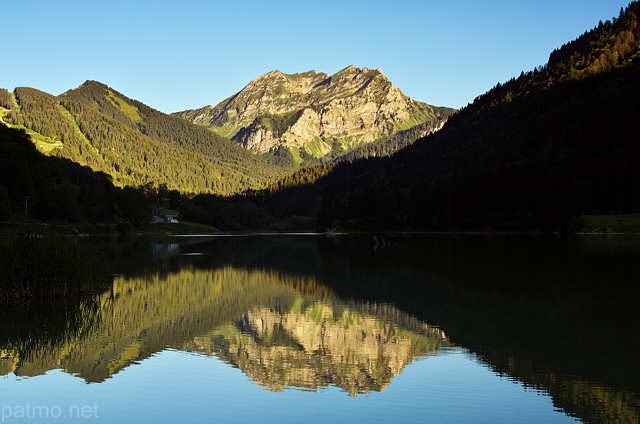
[
  {"xmin": 174, "ymin": 66, "xmax": 452, "ymax": 158},
  {"xmin": 184, "ymin": 301, "xmax": 449, "ymax": 396}
]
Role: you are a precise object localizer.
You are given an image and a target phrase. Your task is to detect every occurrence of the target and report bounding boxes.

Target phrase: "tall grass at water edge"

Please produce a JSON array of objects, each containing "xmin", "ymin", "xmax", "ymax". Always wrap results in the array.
[{"xmin": 0, "ymin": 234, "xmax": 111, "ymax": 299}]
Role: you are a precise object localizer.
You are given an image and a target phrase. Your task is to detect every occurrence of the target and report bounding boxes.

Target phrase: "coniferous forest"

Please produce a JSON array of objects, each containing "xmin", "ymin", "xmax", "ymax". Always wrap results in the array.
[
  {"xmin": 237, "ymin": 2, "xmax": 640, "ymax": 232},
  {"xmin": 1, "ymin": 2, "xmax": 640, "ymax": 232},
  {"xmin": 0, "ymin": 124, "xmax": 154, "ymax": 225}
]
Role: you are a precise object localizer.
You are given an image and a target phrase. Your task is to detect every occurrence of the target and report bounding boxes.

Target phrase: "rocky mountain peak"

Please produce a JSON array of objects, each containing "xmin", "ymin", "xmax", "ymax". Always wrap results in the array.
[{"xmin": 173, "ymin": 67, "xmax": 453, "ymax": 165}]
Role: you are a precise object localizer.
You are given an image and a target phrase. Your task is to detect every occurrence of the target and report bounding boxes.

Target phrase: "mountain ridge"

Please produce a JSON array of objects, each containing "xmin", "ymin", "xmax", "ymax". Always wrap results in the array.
[
  {"xmin": 173, "ymin": 66, "xmax": 454, "ymax": 167},
  {"xmin": 1, "ymin": 81, "xmax": 285, "ymax": 194}
]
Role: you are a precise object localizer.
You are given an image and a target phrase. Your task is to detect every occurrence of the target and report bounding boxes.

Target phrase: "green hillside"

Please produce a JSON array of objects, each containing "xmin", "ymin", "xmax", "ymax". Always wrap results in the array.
[{"xmin": 2, "ymin": 83, "xmax": 284, "ymax": 195}]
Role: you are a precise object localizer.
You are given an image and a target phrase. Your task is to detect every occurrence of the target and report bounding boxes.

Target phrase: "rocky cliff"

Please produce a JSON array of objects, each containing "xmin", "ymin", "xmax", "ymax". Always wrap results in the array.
[{"xmin": 174, "ymin": 66, "xmax": 453, "ymax": 164}]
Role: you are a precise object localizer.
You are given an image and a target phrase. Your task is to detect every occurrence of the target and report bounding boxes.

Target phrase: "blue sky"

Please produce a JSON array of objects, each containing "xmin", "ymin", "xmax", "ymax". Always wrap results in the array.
[{"xmin": 3, "ymin": 0, "xmax": 631, "ymax": 113}]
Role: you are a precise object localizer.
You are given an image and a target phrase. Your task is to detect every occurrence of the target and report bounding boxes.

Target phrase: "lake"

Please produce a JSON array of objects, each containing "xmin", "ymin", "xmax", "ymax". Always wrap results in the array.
[{"xmin": 1, "ymin": 233, "xmax": 639, "ymax": 423}]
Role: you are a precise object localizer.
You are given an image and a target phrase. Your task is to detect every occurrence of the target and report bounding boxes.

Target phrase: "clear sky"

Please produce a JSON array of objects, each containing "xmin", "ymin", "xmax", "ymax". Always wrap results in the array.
[{"xmin": 2, "ymin": 0, "xmax": 631, "ymax": 113}]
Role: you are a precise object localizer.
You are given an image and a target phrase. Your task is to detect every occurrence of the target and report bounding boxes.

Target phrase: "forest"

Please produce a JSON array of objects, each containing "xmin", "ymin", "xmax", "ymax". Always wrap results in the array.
[
  {"xmin": 223, "ymin": 2, "xmax": 640, "ymax": 232},
  {"xmin": 1, "ymin": 82, "xmax": 284, "ymax": 196},
  {"xmin": 0, "ymin": 124, "xmax": 152, "ymax": 226}
]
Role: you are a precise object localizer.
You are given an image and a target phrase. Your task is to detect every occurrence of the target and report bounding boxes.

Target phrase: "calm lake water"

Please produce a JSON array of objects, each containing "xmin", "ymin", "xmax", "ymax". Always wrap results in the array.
[{"xmin": 1, "ymin": 234, "xmax": 639, "ymax": 423}]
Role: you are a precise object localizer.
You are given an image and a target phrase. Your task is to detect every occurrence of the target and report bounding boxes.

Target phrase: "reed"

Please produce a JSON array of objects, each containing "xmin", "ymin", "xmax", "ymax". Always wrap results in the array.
[{"xmin": 0, "ymin": 233, "xmax": 111, "ymax": 299}]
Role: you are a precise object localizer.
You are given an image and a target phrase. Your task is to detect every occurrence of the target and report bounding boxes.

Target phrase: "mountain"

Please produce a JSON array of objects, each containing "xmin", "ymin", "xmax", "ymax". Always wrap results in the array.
[
  {"xmin": 174, "ymin": 66, "xmax": 453, "ymax": 168},
  {"xmin": 204, "ymin": 2, "xmax": 640, "ymax": 232},
  {"xmin": 0, "ymin": 82, "xmax": 284, "ymax": 194}
]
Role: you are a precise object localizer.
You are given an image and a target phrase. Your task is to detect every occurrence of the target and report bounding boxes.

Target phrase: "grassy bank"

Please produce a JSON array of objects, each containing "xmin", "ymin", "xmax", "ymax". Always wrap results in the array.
[{"xmin": 576, "ymin": 213, "xmax": 640, "ymax": 234}]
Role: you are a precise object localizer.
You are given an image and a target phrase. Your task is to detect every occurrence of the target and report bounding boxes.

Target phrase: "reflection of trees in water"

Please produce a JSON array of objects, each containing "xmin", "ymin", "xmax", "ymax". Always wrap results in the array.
[
  {"xmin": 0, "ymin": 297, "xmax": 101, "ymax": 376},
  {"xmin": 308, "ymin": 234, "xmax": 640, "ymax": 423},
  {"xmin": 0, "ymin": 266, "xmax": 269, "ymax": 381},
  {"xmin": 198, "ymin": 234, "xmax": 640, "ymax": 419},
  {"xmin": 0, "ymin": 234, "xmax": 639, "ymax": 419},
  {"xmin": 469, "ymin": 349, "xmax": 640, "ymax": 424},
  {"xmin": 0, "ymin": 260, "xmax": 446, "ymax": 395}
]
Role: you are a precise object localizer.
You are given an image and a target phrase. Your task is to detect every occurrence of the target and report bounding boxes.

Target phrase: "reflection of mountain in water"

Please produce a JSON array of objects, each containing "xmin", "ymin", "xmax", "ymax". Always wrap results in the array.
[
  {"xmin": 185, "ymin": 300, "xmax": 448, "ymax": 395},
  {"xmin": 1, "ymin": 234, "xmax": 639, "ymax": 421},
  {"xmin": 0, "ymin": 263, "xmax": 448, "ymax": 395}
]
